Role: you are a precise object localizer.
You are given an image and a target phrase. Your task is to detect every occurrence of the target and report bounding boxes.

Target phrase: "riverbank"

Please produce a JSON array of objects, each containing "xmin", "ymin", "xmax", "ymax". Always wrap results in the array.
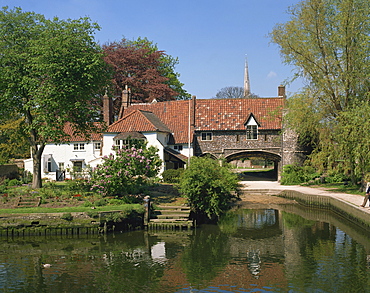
[{"xmin": 239, "ymin": 180, "xmax": 370, "ymax": 230}]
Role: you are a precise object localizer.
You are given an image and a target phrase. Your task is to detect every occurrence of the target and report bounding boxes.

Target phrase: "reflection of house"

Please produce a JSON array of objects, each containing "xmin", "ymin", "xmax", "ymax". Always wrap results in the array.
[{"xmin": 24, "ymin": 85, "xmax": 302, "ymax": 180}]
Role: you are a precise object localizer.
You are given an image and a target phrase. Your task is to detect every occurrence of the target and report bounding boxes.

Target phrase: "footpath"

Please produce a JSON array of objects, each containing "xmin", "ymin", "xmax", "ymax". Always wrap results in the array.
[{"xmin": 239, "ymin": 180, "xmax": 370, "ymax": 214}]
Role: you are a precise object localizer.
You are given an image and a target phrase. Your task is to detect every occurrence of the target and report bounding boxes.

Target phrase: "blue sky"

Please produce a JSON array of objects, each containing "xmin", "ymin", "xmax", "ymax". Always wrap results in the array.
[{"xmin": 1, "ymin": 0, "xmax": 302, "ymax": 98}]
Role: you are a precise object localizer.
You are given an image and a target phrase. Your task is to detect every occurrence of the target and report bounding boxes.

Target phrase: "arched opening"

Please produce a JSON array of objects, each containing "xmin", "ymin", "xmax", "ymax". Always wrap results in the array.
[
  {"xmin": 198, "ymin": 153, "xmax": 218, "ymax": 160},
  {"xmin": 225, "ymin": 151, "xmax": 281, "ymax": 181}
]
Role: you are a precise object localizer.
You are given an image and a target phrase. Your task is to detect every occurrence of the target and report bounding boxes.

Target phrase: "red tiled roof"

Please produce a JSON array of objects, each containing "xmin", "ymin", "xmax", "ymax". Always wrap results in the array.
[
  {"xmin": 62, "ymin": 122, "xmax": 102, "ymax": 142},
  {"xmin": 195, "ymin": 98, "xmax": 284, "ymax": 131},
  {"xmin": 108, "ymin": 110, "xmax": 171, "ymax": 133},
  {"xmin": 119, "ymin": 100, "xmax": 192, "ymax": 144},
  {"xmin": 112, "ymin": 98, "xmax": 284, "ymax": 144}
]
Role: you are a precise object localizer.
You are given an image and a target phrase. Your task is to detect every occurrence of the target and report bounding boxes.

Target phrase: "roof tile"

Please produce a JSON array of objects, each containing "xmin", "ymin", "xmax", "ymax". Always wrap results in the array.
[{"xmin": 109, "ymin": 98, "xmax": 284, "ymax": 144}]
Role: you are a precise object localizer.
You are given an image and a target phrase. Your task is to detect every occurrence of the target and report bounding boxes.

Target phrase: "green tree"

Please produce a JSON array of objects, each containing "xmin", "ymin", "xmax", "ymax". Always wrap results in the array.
[
  {"xmin": 89, "ymin": 140, "xmax": 162, "ymax": 197},
  {"xmin": 0, "ymin": 7, "xmax": 111, "ymax": 188},
  {"xmin": 0, "ymin": 117, "xmax": 29, "ymax": 163},
  {"xmin": 270, "ymin": 0, "xmax": 370, "ymax": 181},
  {"xmin": 330, "ymin": 102, "xmax": 370, "ymax": 185},
  {"xmin": 271, "ymin": 0, "xmax": 370, "ymax": 117},
  {"xmin": 179, "ymin": 157, "xmax": 239, "ymax": 221}
]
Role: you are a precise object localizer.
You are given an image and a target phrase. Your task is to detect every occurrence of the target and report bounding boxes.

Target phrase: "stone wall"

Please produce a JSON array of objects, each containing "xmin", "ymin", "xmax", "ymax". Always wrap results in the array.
[{"xmin": 194, "ymin": 130, "xmax": 282, "ymax": 159}]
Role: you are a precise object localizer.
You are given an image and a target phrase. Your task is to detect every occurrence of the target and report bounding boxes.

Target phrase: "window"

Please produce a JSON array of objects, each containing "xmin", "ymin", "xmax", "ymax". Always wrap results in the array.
[
  {"xmin": 115, "ymin": 140, "xmax": 121, "ymax": 149},
  {"xmin": 246, "ymin": 125, "xmax": 258, "ymax": 140},
  {"xmin": 115, "ymin": 138, "xmax": 143, "ymax": 149},
  {"xmin": 94, "ymin": 142, "xmax": 101, "ymax": 150},
  {"xmin": 174, "ymin": 145, "xmax": 183, "ymax": 151},
  {"xmin": 47, "ymin": 158, "xmax": 52, "ymax": 172},
  {"xmin": 58, "ymin": 162, "xmax": 64, "ymax": 171},
  {"xmin": 73, "ymin": 161, "xmax": 83, "ymax": 172},
  {"xmin": 73, "ymin": 143, "xmax": 85, "ymax": 151},
  {"xmin": 201, "ymin": 132, "xmax": 212, "ymax": 141}
]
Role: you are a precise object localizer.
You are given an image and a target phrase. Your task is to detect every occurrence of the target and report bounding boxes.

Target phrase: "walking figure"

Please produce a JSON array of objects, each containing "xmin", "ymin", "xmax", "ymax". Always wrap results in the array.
[{"xmin": 360, "ymin": 182, "xmax": 370, "ymax": 207}]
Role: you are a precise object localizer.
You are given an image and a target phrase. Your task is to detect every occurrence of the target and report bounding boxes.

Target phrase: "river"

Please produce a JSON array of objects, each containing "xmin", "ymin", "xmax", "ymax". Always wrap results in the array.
[{"xmin": 0, "ymin": 203, "xmax": 369, "ymax": 292}]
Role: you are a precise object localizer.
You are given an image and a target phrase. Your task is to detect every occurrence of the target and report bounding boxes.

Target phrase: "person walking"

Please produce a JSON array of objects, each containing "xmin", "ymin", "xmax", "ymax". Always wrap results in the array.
[{"xmin": 360, "ymin": 182, "xmax": 370, "ymax": 207}]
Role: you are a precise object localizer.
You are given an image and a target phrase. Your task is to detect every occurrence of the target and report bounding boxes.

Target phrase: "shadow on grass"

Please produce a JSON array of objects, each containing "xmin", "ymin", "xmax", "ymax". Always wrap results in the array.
[{"xmin": 238, "ymin": 169, "xmax": 277, "ymax": 181}]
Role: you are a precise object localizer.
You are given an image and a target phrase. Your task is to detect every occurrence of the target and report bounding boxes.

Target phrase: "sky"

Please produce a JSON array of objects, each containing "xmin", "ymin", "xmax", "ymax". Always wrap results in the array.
[{"xmin": 1, "ymin": 0, "xmax": 303, "ymax": 98}]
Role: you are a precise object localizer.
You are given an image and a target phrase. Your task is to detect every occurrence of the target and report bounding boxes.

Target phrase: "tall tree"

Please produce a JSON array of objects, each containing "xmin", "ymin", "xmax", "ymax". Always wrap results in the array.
[
  {"xmin": 0, "ymin": 7, "xmax": 111, "ymax": 188},
  {"xmin": 103, "ymin": 38, "xmax": 188, "ymax": 116},
  {"xmin": 132, "ymin": 37, "xmax": 191, "ymax": 100},
  {"xmin": 214, "ymin": 86, "xmax": 259, "ymax": 99},
  {"xmin": 271, "ymin": 0, "xmax": 370, "ymax": 117},
  {"xmin": 270, "ymin": 0, "xmax": 370, "ymax": 182}
]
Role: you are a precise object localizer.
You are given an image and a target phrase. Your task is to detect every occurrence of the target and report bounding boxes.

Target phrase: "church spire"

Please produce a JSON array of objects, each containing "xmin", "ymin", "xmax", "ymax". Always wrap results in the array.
[{"xmin": 244, "ymin": 56, "xmax": 251, "ymax": 98}]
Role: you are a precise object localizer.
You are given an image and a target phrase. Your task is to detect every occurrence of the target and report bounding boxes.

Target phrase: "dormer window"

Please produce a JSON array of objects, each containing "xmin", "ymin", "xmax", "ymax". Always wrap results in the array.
[
  {"xmin": 246, "ymin": 125, "xmax": 258, "ymax": 140},
  {"xmin": 245, "ymin": 114, "xmax": 259, "ymax": 140},
  {"xmin": 201, "ymin": 132, "xmax": 212, "ymax": 141}
]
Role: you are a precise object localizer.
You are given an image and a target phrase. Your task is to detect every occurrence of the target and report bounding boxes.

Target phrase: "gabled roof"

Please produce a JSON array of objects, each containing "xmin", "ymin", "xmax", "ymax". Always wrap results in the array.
[
  {"xmin": 108, "ymin": 110, "xmax": 171, "ymax": 133},
  {"xmin": 244, "ymin": 113, "xmax": 260, "ymax": 127},
  {"xmin": 120, "ymin": 98, "xmax": 284, "ymax": 143},
  {"xmin": 115, "ymin": 100, "xmax": 191, "ymax": 143}
]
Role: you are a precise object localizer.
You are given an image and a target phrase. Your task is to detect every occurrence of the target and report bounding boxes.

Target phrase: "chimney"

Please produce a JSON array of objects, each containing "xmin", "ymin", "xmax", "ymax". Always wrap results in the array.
[
  {"xmin": 191, "ymin": 95, "xmax": 196, "ymax": 127},
  {"xmin": 103, "ymin": 93, "xmax": 113, "ymax": 126},
  {"xmin": 278, "ymin": 85, "xmax": 286, "ymax": 97},
  {"xmin": 118, "ymin": 85, "xmax": 131, "ymax": 119}
]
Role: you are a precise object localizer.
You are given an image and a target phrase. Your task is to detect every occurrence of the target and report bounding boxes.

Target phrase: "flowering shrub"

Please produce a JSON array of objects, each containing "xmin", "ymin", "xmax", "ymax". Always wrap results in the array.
[{"xmin": 88, "ymin": 141, "xmax": 161, "ymax": 196}]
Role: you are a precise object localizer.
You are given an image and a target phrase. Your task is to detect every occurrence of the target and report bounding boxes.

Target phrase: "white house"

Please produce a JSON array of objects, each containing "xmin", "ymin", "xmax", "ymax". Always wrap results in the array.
[{"xmin": 24, "ymin": 102, "xmax": 192, "ymax": 180}]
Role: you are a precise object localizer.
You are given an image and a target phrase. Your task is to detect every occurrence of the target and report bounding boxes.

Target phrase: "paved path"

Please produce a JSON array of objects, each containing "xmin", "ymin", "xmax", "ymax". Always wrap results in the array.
[{"xmin": 239, "ymin": 180, "xmax": 370, "ymax": 214}]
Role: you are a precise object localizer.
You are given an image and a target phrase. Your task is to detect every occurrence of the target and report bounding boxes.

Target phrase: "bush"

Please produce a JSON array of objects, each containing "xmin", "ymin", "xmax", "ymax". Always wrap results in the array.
[
  {"xmin": 7, "ymin": 179, "xmax": 20, "ymax": 187},
  {"xmin": 324, "ymin": 172, "xmax": 349, "ymax": 183},
  {"xmin": 162, "ymin": 169, "xmax": 184, "ymax": 183},
  {"xmin": 65, "ymin": 178, "xmax": 90, "ymax": 192},
  {"xmin": 280, "ymin": 164, "xmax": 320, "ymax": 185},
  {"xmin": 86, "ymin": 211, "xmax": 99, "ymax": 219},
  {"xmin": 94, "ymin": 198, "xmax": 107, "ymax": 207},
  {"xmin": 61, "ymin": 213, "xmax": 73, "ymax": 221},
  {"xmin": 179, "ymin": 157, "xmax": 239, "ymax": 220},
  {"xmin": 89, "ymin": 140, "xmax": 162, "ymax": 197}
]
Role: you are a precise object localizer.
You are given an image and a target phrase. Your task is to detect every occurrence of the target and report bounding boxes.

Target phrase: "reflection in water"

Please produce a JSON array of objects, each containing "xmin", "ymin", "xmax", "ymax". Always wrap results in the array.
[
  {"xmin": 247, "ymin": 250, "xmax": 261, "ymax": 279},
  {"xmin": 0, "ymin": 207, "xmax": 369, "ymax": 292}
]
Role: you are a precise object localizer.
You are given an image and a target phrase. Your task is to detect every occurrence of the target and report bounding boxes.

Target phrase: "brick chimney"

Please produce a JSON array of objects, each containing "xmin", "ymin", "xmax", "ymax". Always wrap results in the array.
[
  {"xmin": 278, "ymin": 85, "xmax": 286, "ymax": 97},
  {"xmin": 118, "ymin": 86, "xmax": 131, "ymax": 119},
  {"xmin": 191, "ymin": 95, "xmax": 196, "ymax": 127},
  {"xmin": 103, "ymin": 93, "xmax": 113, "ymax": 126}
]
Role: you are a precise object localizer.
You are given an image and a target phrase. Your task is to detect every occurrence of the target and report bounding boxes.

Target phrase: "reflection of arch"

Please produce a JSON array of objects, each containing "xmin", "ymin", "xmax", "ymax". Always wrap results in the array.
[
  {"xmin": 199, "ymin": 153, "xmax": 217, "ymax": 160},
  {"xmin": 225, "ymin": 150, "xmax": 281, "ymax": 163}
]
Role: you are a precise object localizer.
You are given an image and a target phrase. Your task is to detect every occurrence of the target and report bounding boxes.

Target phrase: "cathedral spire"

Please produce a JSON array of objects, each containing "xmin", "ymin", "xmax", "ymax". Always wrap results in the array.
[{"xmin": 244, "ymin": 56, "xmax": 251, "ymax": 98}]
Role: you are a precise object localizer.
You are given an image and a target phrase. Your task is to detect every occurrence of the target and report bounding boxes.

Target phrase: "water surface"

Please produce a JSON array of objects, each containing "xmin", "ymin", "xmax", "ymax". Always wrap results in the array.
[{"xmin": 0, "ymin": 205, "xmax": 369, "ymax": 292}]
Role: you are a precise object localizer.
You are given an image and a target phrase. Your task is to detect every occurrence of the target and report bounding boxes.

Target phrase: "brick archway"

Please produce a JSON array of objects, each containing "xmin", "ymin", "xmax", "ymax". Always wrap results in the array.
[{"xmin": 225, "ymin": 150, "xmax": 282, "ymax": 180}]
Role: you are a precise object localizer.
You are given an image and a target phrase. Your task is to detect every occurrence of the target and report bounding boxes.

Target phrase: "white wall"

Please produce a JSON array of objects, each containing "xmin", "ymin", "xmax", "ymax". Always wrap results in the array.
[
  {"xmin": 24, "ymin": 141, "xmax": 102, "ymax": 180},
  {"xmin": 24, "ymin": 131, "xmax": 191, "ymax": 180}
]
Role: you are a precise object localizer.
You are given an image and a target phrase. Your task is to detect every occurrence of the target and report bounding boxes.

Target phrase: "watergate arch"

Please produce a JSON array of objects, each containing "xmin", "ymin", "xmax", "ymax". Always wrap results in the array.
[{"xmin": 225, "ymin": 150, "xmax": 282, "ymax": 180}]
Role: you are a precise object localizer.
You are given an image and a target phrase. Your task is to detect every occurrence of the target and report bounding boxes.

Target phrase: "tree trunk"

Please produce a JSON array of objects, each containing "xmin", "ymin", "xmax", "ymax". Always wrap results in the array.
[{"xmin": 31, "ymin": 144, "xmax": 45, "ymax": 189}]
